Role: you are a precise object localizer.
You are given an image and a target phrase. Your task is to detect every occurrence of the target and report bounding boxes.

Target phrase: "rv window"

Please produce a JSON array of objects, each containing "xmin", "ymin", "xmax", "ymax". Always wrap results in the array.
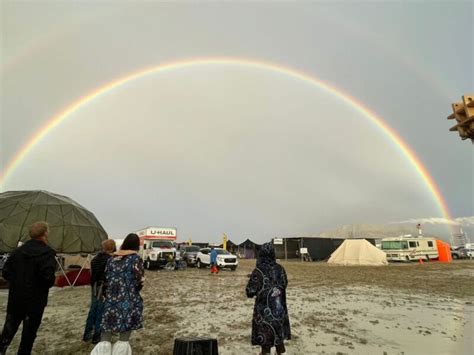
[
  {"xmin": 427, "ymin": 241, "xmax": 433, "ymax": 247},
  {"xmin": 409, "ymin": 241, "xmax": 417, "ymax": 248},
  {"xmin": 382, "ymin": 241, "xmax": 406, "ymax": 250}
]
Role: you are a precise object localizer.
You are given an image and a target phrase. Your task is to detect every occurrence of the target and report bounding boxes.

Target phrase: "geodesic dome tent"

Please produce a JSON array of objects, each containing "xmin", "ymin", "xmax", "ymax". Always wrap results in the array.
[{"xmin": 0, "ymin": 190, "xmax": 108, "ymax": 254}]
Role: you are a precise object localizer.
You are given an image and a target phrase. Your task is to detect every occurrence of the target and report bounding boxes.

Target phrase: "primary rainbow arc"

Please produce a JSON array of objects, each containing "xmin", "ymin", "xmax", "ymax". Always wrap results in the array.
[{"xmin": 0, "ymin": 57, "xmax": 453, "ymax": 223}]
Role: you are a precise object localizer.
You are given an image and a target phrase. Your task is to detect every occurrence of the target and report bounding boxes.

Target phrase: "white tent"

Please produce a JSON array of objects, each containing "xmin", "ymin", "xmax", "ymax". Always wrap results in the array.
[{"xmin": 327, "ymin": 239, "xmax": 388, "ymax": 266}]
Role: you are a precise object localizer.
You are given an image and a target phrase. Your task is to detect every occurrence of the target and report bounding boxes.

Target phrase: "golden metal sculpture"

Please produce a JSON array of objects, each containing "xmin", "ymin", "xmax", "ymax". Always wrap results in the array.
[{"xmin": 447, "ymin": 94, "xmax": 474, "ymax": 142}]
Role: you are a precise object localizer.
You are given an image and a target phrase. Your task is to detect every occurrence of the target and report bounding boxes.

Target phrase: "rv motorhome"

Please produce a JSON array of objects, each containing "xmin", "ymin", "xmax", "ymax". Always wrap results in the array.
[{"xmin": 381, "ymin": 235, "xmax": 438, "ymax": 262}]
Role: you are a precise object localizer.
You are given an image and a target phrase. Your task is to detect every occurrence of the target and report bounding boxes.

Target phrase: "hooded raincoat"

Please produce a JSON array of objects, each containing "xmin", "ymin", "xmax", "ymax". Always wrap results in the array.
[
  {"xmin": 246, "ymin": 243, "xmax": 291, "ymax": 347},
  {"xmin": 210, "ymin": 248, "xmax": 218, "ymax": 265}
]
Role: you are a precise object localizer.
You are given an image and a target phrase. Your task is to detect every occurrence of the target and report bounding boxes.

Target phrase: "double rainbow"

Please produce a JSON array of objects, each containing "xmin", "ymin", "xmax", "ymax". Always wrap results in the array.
[{"xmin": 0, "ymin": 57, "xmax": 452, "ymax": 223}]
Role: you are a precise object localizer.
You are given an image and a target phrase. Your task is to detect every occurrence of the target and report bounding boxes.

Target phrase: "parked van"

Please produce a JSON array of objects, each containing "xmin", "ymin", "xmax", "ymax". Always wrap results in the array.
[{"xmin": 381, "ymin": 235, "xmax": 438, "ymax": 262}]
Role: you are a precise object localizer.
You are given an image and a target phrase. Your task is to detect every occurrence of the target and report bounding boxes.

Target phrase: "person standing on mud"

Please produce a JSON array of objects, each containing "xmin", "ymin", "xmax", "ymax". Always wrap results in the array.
[
  {"xmin": 0, "ymin": 221, "xmax": 56, "ymax": 355},
  {"xmin": 82, "ymin": 239, "xmax": 116, "ymax": 344},
  {"xmin": 210, "ymin": 246, "xmax": 218, "ymax": 274},
  {"xmin": 246, "ymin": 243, "xmax": 291, "ymax": 355},
  {"xmin": 91, "ymin": 233, "xmax": 144, "ymax": 355}
]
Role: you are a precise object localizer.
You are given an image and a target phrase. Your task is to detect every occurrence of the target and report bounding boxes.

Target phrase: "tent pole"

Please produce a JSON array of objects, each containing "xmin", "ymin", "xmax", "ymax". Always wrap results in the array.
[
  {"xmin": 55, "ymin": 256, "xmax": 72, "ymax": 287},
  {"xmin": 71, "ymin": 254, "xmax": 91, "ymax": 287},
  {"xmin": 284, "ymin": 238, "xmax": 287, "ymax": 261}
]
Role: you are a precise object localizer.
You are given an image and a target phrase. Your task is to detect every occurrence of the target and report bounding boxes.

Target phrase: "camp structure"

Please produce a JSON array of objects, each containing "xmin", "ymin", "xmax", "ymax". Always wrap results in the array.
[
  {"xmin": 327, "ymin": 239, "xmax": 388, "ymax": 266},
  {"xmin": 272, "ymin": 223, "xmax": 412, "ymax": 261},
  {"xmin": 236, "ymin": 239, "xmax": 261, "ymax": 259},
  {"xmin": 219, "ymin": 239, "xmax": 238, "ymax": 254},
  {"xmin": 273, "ymin": 236, "xmax": 377, "ymax": 261},
  {"xmin": 0, "ymin": 190, "xmax": 108, "ymax": 286}
]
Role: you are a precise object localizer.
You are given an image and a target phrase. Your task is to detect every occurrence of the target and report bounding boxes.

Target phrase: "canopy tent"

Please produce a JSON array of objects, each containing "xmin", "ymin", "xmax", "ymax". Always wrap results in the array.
[
  {"xmin": 0, "ymin": 190, "xmax": 108, "ymax": 287},
  {"xmin": 327, "ymin": 239, "xmax": 388, "ymax": 266}
]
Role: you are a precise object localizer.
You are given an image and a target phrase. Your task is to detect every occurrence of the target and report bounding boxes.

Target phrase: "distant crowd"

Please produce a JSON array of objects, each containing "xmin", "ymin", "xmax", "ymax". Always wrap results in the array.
[{"xmin": 0, "ymin": 221, "xmax": 291, "ymax": 355}]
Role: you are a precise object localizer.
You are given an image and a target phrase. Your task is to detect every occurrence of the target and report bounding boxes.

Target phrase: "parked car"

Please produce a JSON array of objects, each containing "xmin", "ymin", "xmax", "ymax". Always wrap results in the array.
[
  {"xmin": 451, "ymin": 246, "xmax": 469, "ymax": 259},
  {"xmin": 179, "ymin": 245, "xmax": 201, "ymax": 266},
  {"xmin": 196, "ymin": 248, "xmax": 238, "ymax": 270}
]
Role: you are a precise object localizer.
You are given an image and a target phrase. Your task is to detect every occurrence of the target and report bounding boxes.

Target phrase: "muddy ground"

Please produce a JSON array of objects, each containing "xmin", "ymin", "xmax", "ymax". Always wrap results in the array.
[{"xmin": 1, "ymin": 259, "xmax": 473, "ymax": 354}]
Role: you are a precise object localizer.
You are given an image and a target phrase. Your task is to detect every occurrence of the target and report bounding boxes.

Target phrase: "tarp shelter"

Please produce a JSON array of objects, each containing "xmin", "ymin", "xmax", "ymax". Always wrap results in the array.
[
  {"xmin": 327, "ymin": 239, "xmax": 388, "ymax": 265},
  {"xmin": 0, "ymin": 190, "xmax": 108, "ymax": 286},
  {"xmin": 436, "ymin": 240, "xmax": 452, "ymax": 263},
  {"xmin": 237, "ymin": 239, "xmax": 261, "ymax": 259}
]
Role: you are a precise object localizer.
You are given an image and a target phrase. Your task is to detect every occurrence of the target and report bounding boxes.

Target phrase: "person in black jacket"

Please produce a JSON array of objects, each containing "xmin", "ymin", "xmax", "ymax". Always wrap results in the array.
[
  {"xmin": 82, "ymin": 239, "xmax": 116, "ymax": 344},
  {"xmin": 0, "ymin": 221, "xmax": 56, "ymax": 355}
]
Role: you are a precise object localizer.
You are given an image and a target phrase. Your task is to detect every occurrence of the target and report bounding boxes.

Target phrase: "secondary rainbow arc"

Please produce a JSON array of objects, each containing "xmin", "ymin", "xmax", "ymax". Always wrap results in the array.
[{"xmin": 0, "ymin": 57, "xmax": 453, "ymax": 224}]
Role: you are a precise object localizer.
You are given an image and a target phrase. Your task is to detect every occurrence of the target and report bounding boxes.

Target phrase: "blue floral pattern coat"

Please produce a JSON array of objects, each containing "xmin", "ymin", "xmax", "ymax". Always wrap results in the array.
[
  {"xmin": 246, "ymin": 243, "xmax": 291, "ymax": 347},
  {"xmin": 101, "ymin": 252, "xmax": 144, "ymax": 333}
]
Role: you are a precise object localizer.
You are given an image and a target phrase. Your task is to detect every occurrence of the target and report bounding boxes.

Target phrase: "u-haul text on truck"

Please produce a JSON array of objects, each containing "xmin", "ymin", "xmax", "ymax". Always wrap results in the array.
[{"xmin": 135, "ymin": 227, "xmax": 177, "ymax": 269}]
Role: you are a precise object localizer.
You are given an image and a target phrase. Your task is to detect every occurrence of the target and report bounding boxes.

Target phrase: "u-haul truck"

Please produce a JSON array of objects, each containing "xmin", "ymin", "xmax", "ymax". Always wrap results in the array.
[
  {"xmin": 135, "ymin": 227, "xmax": 177, "ymax": 269},
  {"xmin": 381, "ymin": 235, "xmax": 438, "ymax": 262}
]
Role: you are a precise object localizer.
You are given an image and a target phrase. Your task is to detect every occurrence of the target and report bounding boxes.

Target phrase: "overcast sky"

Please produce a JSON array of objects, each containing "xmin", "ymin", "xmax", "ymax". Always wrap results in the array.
[{"xmin": 1, "ymin": 1, "xmax": 472, "ymax": 243}]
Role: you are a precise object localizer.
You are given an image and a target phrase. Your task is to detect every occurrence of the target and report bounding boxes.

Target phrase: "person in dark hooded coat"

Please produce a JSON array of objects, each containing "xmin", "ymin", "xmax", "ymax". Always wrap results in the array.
[
  {"xmin": 246, "ymin": 243, "xmax": 291, "ymax": 355},
  {"xmin": 0, "ymin": 221, "xmax": 56, "ymax": 355}
]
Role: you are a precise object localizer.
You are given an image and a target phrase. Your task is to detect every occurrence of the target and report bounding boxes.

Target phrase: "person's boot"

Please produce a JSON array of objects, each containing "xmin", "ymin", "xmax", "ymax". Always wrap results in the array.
[
  {"xmin": 91, "ymin": 341, "xmax": 112, "ymax": 355},
  {"xmin": 112, "ymin": 340, "xmax": 132, "ymax": 355}
]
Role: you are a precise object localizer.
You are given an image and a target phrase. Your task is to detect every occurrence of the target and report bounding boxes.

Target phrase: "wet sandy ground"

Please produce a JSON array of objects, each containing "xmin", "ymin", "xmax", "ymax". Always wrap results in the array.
[{"xmin": 0, "ymin": 259, "xmax": 473, "ymax": 354}]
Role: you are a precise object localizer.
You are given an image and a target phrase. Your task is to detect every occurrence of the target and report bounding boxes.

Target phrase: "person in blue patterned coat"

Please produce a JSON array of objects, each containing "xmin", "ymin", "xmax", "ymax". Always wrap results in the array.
[
  {"xmin": 246, "ymin": 243, "xmax": 291, "ymax": 355},
  {"xmin": 91, "ymin": 233, "xmax": 144, "ymax": 355}
]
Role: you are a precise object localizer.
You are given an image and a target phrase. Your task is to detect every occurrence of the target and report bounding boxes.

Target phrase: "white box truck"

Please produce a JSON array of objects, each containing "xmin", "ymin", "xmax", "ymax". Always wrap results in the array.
[{"xmin": 135, "ymin": 227, "xmax": 177, "ymax": 269}]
